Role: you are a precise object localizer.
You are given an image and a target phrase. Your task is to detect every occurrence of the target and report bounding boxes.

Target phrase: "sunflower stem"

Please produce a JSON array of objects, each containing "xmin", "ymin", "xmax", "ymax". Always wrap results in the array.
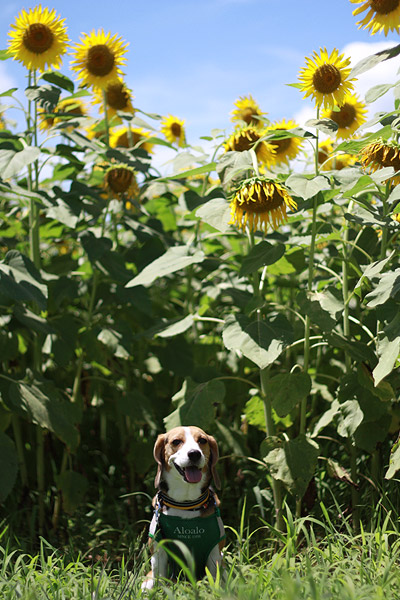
[{"xmin": 102, "ymin": 90, "xmax": 110, "ymax": 146}]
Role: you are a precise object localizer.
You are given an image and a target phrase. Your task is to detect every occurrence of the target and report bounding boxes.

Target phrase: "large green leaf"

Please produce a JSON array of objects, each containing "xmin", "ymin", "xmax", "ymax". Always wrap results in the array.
[
  {"xmin": 164, "ymin": 378, "xmax": 225, "ymax": 431},
  {"xmin": 350, "ymin": 43, "xmax": 400, "ymax": 77},
  {"xmin": 269, "ymin": 372, "xmax": 312, "ymax": 417},
  {"xmin": 261, "ymin": 434, "xmax": 319, "ymax": 497},
  {"xmin": 239, "ymin": 241, "xmax": 286, "ymax": 277},
  {"xmin": 385, "ymin": 437, "xmax": 400, "ymax": 479},
  {"xmin": 222, "ymin": 313, "xmax": 293, "ymax": 369},
  {"xmin": 365, "ymin": 269, "xmax": 400, "ymax": 307},
  {"xmin": 373, "ymin": 313, "xmax": 400, "ymax": 386},
  {"xmin": 305, "ymin": 118, "xmax": 338, "ymax": 135},
  {"xmin": 216, "ymin": 150, "xmax": 253, "ymax": 186},
  {"xmin": 25, "ymin": 84, "xmax": 61, "ymax": 111},
  {"xmin": 285, "ymin": 174, "xmax": 329, "ymax": 200},
  {"xmin": 126, "ymin": 245, "xmax": 205, "ymax": 288},
  {"xmin": 337, "ymin": 400, "xmax": 364, "ymax": 438},
  {"xmin": 41, "ymin": 71, "xmax": 75, "ymax": 93},
  {"xmin": 0, "ymin": 432, "xmax": 18, "ymax": 502},
  {"xmin": 196, "ymin": 197, "xmax": 231, "ymax": 233},
  {"xmin": 297, "ymin": 287, "xmax": 343, "ymax": 332},
  {"xmin": 0, "ymin": 251, "xmax": 47, "ymax": 309},
  {"xmin": 6, "ymin": 381, "xmax": 80, "ymax": 450},
  {"xmin": 0, "ymin": 147, "xmax": 40, "ymax": 180}
]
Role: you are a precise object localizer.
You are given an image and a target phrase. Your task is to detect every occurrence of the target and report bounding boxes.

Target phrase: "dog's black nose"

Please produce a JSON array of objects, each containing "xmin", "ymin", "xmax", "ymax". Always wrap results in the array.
[{"xmin": 188, "ymin": 449, "xmax": 201, "ymax": 463}]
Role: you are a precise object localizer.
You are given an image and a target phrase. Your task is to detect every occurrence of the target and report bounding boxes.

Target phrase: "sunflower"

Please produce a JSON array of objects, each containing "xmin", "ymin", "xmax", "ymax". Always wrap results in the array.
[
  {"xmin": 321, "ymin": 93, "xmax": 367, "ymax": 139},
  {"xmin": 7, "ymin": 5, "xmax": 69, "ymax": 72},
  {"xmin": 350, "ymin": 0, "xmax": 400, "ymax": 35},
  {"xmin": 229, "ymin": 176, "xmax": 297, "ymax": 233},
  {"xmin": 360, "ymin": 139, "xmax": 400, "ymax": 184},
  {"xmin": 39, "ymin": 97, "xmax": 87, "ymax": 132},
  {"xmin": 231, "ymin": 95, "xmax": 266, "ymax": 127},
  {"xmin": 318, "ymin": 138, "xmax": 357, "ymax": 170},
  {"xmin": 161, "ymin": 115, "xmax": 186, "ymax": 147},
  {"xmin": 265, "ymin": 119, "xmax": 304, "ymax": 166},
  {"xmin": 224, "ymin": 125, "xmax": 276, "ymax": 166},
  {"xmin": 70, "ymin": 29, "xmax": 128, "ymax": 90},
  {"xmin": 104, "ymin": 164, "xmax": 139, "ymax": 198},
  {"xmin": 92, "ymin": 79, "xmax": 135, "ymax": 122},
  {"xmin": 109, "ymin": 126, "xmax": 154, "ymax": 153},
  {"xmin": 298, "ymin": 48, "xmax": 356, "ymax": 110}
]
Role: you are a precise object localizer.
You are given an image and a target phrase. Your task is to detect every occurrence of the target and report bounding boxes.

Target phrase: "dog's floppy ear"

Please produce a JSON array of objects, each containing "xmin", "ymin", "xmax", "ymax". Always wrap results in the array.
[
  {"xmin": 207, "ymin": 434, "xmax": 221, "ymax": 490},
  {"xmin": 153, "ymin": 433, "xmax": 166, "ymax": 488}
]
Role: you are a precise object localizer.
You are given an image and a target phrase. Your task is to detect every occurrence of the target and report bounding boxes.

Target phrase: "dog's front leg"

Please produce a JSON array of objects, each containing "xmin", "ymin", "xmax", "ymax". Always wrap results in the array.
[
  {"xmin": 142, "ymin": 545, "xmax": 168, "ymax": 590},
  {"xmin": 206, "ymin": 543, "xmax": 223, "ymax": 580}
]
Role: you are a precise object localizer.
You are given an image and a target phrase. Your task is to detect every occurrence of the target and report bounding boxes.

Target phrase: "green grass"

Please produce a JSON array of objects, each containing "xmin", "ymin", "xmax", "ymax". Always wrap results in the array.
[{"xmin": 1, "ymin": 510, "xmax": 400, "ymax": 600}]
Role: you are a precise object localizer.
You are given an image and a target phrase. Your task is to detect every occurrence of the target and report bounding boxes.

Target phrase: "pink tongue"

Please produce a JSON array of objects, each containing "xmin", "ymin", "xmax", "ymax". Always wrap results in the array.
[{"xmin": 185, "ymin": 467, "xmax": 202, "ymax": 483}]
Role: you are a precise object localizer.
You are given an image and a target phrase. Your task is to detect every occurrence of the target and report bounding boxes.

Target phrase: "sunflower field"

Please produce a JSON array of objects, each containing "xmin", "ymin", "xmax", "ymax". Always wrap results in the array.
[{"xmin": 1, "ymin": 1, "xmax": 400, "ymax": 564}]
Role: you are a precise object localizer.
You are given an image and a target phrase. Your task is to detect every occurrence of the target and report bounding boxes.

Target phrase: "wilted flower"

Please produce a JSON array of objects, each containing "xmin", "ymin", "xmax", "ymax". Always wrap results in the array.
[
  {"xmin": 229, "ymin": 176, "xmax": 297, "ymax": 233},
  {"xmin": 360, "ymin": 139, "xmax": 400, "ymax": 184},
  {"xmin": 104, "ymin": 164, "xmax": 139, "ymax": 198}
]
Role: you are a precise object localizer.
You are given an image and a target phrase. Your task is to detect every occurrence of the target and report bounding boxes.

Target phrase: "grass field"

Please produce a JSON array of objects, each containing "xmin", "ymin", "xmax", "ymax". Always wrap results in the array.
[{"xmin": 2, "ymin": 507, "xmax": 400, "ymax": 600}]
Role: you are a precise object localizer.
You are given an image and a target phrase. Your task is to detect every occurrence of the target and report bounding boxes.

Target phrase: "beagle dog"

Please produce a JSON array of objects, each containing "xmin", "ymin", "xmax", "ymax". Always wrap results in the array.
[{"xmin": 142, "ymin": 426, "xmax": 225, "ymax": 590}]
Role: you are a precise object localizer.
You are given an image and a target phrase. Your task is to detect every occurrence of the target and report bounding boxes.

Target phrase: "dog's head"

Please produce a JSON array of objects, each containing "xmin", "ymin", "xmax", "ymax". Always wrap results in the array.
[{"xmin": 153, "ymin": 426, "xmax": 221, "ymax": 491}]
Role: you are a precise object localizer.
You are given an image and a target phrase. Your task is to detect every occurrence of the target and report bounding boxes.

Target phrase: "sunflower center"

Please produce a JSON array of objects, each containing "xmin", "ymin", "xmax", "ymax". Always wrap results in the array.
[
  {"xmin": 87, "ymin": 44, "xmax": 115, "ymax": 77},
  {"xmin": 272, "ymin": 134, "xmax": 291, "ymax": 154},
  {"xmin": 107, "ymin": 168, "xmax": 133, "ymax": 193},
  {"xmin": 233, "ymin": 130, "xmax": 259, "ymax": 152},
  {"xmin": 312, "ymin": 64, "xmax": 342, "ymax": 94},
  {"xmin": 241, "ymin": 107, "xmax": 257, "ymax": 125},
  {"xmin": 242, "ymin": 185, "xmax": 285, "ymax": 214},
  {"xmin": 371, "ymin": 0, "xmax": 399, "ymax": 14},
  {"xmin": 106, "ymin": 83, "xmax": 130, "ymax": 110},
  {"xmin": 330, "ymin": 103, "xmax": 356, "ymax": 129},
  {"xmin": 171, "ymin": 122, "xmax": 182, "ymax": 137},
  {"xmin": 23, "ymin": 23, "xmax": 54, "ymax": 54}
]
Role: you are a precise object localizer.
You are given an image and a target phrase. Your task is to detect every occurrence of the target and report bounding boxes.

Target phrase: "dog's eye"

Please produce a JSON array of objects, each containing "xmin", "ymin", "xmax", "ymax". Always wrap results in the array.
[
  {"xmin": 198, "ymin": 437, "xmax": 207, "ymax": 445},
  {"xmin": 171, "ymin": 439, "xmax": 182, "ymax": 447}
]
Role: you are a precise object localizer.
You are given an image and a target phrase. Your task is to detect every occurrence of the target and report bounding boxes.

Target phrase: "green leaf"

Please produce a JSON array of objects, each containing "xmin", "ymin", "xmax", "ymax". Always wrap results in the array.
[
  {"xmin": 126, "ymin": 245, "xmax": 205, "ymax": 288},
  {"xmin": 350, "ymin": 43, "xmax": 400, "ymax": 77},
  {"xmin": 373, "ymin": 313, "xmax": 400, "ymax": 386},
  {"xmin": 6, "ymin": 381, "xmax": 80, "ymax": 450},
  {"xmin": 164, "ymin": 378, "xmax": 225, "ymax": 431},
  {"xmin": 0, "ymin": 251, "xmax": 47, "ymax": 309},
  {"xmin": 222, "ymin": 313, "xmax": 293, "ymax": 369},
  {"xmin": 159, "ymin": 162, "xmax": 217, "ymax": 182},
  {"xmin": 305, "ymin": 118, "xmax": 338, "ymax": 134},
  {"xmin": 239, "ymin": 241, "xmax": 286, "ymax": 277},
  {"xmin": 261, "ymin": 434, "xmax": 319, "ymax": 497},
  {"xmin": 57, "ymin": 471, "xmax": 88, "ymax": 513},
  {"xmin": 0, "ymin": 432, "xmax": 18, "ymax": 502},
  {"xmin": 365, "ymin": 269, "xmax": 400, "ymax": 308},
  {"xmin": 354, "ymin": 251, "xmax": 395, "ymax": 294},
  {"xmin": 25, "ymin": 84, "xmax": 61, "ymax": 111},
  {"xmin": 40, "ymin": 71, "xmax": 75, "ymax": 93},
  {"xmin": 216, "ymin": 150, "xmax": 253, "ymax": 186},
  {"xmin": 196, "ymin": 197, "xmax": 231, "ymax": 233},
  {"xmin": 385, "ymin": 437, "xmax": 400, "ymax": 479},
  {"xmin": 244, "ymin": 396, "xmax": 266, "ymax": 432},
  {"xmin": 0, "ymin": 88, "xmax": 18, "ymax": 97},
  {"xmin": 327, "ymin": 332, "xmax": 376, "ymax": 364},
  {"xmin": 326, "ymin": 458, "xmax": 357, "ymax": 487},
  {"xmin": 337, "ymin": 400, "xmax": 364, "ymax": 438},
  {"xmin": 297, "ymin": 287, "xmax": 344, "ymax": 332},
  {"xmin": 311, "ymin": 400, "xmax": 340, "ymax": 438},
  {"xmin": 0, "ymin": 147, "xmax": 40, "ymax": 179},
  {"xmin": 365, "ymin": 83, "xmax": 394, "ymax": 104},
  {"xmin": 46, "ymin": 199, "xmax": 80, "ymax": 228},
  {"xmin": 354, "ymin": 415, "xmax": 391, "ymax": 453},
  {"xmin": 285, "ymin": 174, "xmax": 329, "ymax": 200},
  {"xmin": 269, "ymin": 372, "xmax": 312, "ymax": 417},
  {"xmin": 156, "ymin": 315, "xmax": 195, "ymax": 338}
]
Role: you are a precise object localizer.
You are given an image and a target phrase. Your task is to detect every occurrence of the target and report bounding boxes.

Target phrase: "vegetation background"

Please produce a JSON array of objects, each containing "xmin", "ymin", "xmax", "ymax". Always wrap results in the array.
[{"xmin": 0, "ymin": 1, "xmax": 400, "ymax": 598}]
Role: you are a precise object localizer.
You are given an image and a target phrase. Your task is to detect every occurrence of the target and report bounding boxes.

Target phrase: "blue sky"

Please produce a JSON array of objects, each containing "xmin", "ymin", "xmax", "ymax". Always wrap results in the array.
[{"xmin": 1, "ymin": 0, "xmax": 400, "ymax": 148}]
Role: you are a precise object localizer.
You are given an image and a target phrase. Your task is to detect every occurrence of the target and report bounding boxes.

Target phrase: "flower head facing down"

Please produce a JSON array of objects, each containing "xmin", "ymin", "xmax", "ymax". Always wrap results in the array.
[
  {"xmin": 360, "ymin": 139, "xmax": 400, "ymax": 184},
  {"xmin": 350, "ymin": 0, "xmax": 400, "ymax": 35},
  {"xmin": 8, "ymin": 5, "xmax": 69, "ymax": 71},
  {"xmin": 298, "ymin": 48, "xmax": 356, "ymax": 110},
  {"xmin": 224, "ymin": 125, "xmax": 276, "ymax": 166},
  {"xmin": 71, "ymin": 29, "xmax": 128, "ymax": 90},
  {"xmin": 104, "ymin": 164, "xmax": 139, "ymax": 198},
  {"xmin": 161, "ymin": 115, "xmax": 186, "ymax": 147},
  {"xmin": 231, "ymin": 95, "xmax": 266, "ymax": 127},
  {"xmin": 266, "ymin": 119, "xmax": 304, "ymax": 166},
  {"xmin": 229, "ymin": 177, "xmax": 297, "ymax": 234},
  {"xmin": 109, "ymin": 126, "xmax": 154, "ymax": 153},
  {"xmin": 322, "ymin": 93, "xmax": 367, "ymax": 139},
  {"xmin": 93, "ymin": 80, "xmax": 135, "ymax": 122}
]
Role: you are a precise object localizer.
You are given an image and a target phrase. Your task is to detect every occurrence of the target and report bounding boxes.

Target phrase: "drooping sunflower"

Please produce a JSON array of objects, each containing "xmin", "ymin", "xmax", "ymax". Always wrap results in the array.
[
  {"xmin": 360, "ymin": 139, "xmax": 400, "ymax": 184},
  {"xmin": 109, "ymin": 126, "xmax": 154, "ymax": 153},
  {"xmin": 298, "ymin": 48, "xmax": 356, "ymax": 110},
  {"xmin": 161, "ymin": 115, "xmax": 186, "ymax": 147},
  {"xmin": 104, "ymin": 164, "xmax": 139, "ymax": 198},
  {"xmin": 224, "ymin": 125, "xmax": 276, "ymax": 166},
  {"xmin": 70, "ymin": 29, "xmax": 128, "ymax": 90},
  {"xmin": 8, "ymin": 5, "xmax": 69, "ymax": 72},
  {"xmin": 318, "ymin": 138, "xmax": 358, "ymax": 170},
  {"xmin": 229, "ymin": 176, "xmax": 297, "ymax": 234},
  {"xmin": 231, "ymin": 95, "xmax": 266, "ymax": 127},
  {"xmin": 92, "ymin": 79, "xmax": 135, "ymax": 122},
  {"xmin": 322, "ymin": 93, "xmax": 367, "ymax": 139},
  {"xmin": 350, "ymin": 0, "xmax": 400, "ymax": 35},
  {"xmin": 265, "ymin": 119, "xmax": 304, "ymax": 166},
  {"xmin": 39, "ymin": 97, "xmax": 87, "ymax": 131}
]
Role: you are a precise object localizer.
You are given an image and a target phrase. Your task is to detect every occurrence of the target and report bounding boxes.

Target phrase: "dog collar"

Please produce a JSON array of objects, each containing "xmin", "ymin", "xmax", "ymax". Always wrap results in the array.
[{"xmin": 158, "ymin": 489, "xmax": 211, "ymax": 511}]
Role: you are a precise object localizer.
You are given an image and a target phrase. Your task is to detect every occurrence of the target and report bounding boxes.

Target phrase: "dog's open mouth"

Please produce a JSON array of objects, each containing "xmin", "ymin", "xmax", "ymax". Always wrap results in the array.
[{"xmin": 174, "ymin": 463, "xmax": 202, "ymax": 483}]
